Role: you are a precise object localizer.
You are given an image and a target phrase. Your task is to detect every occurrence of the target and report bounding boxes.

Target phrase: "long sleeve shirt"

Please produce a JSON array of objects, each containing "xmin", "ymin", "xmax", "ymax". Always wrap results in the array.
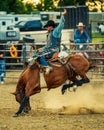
[
  {"xmin": 74, "ymin": 29, "xmax": 91, "ymax": 43},
  {"xmin": 44, "ymin": 15, "xmax": 65, "ymax": 52}
]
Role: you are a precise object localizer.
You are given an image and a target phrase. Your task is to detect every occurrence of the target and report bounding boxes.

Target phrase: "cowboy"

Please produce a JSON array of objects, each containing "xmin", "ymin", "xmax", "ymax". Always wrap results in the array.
[
  {"xmin": 29, "ymin": 9, "xmax": 67, "ymax": 74},
  {"xmin": 74, "ymin": 22, "xmax": 91, "ymax": 50}
]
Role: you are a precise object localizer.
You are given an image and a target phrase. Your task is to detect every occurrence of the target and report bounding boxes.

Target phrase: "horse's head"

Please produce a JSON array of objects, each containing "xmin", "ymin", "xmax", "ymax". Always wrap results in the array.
[
  {"xmin": 12, "ymin": 90, "xmax": 31, "ymax": 113},
  {"xmin": 11, "ymin": 89, "xmax": 24, "ymax": 104}
]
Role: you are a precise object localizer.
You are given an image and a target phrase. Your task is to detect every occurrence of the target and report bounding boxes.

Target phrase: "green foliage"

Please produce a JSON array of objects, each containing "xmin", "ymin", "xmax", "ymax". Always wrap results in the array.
[
  {"xmin": 0, "ymin": 0, "xmax": 36, "ymax": 14},
  {"xmin": 92, "ymin": 32, "xmax": 104, "ymax": 42},
  {"xmin": 25, "ymin": 2, "xmax": 36, "ymax": 14},
  {"xmin": 9, "ymin": 0, "xmax": 26, "ymax": 14},
  {"xmin": 44, "ymin": 0, "xmax": 56, "ymax": 10},
  {"xmin": 36, "ymin": 3, "xmax": 43, "ymax": 11},
  {"xmin": 58, "ymin": 0, "xmax": 75, "ymax": 6},
  {"xmin": 0, "ymin": 0, "xmax": 10, "ymax": 12},
  {"xmin": 75, "ymin": 0, "xmax": 87, "ymax": 5},
  {"xmin": 58, "ymin": 0, "xmax": 88, "ymax": 6},
  {"xmin": 0, "ymin": 0, "xmax": 101, "ymax": 14},
  {"xmin": 36, "ymin": 0, "xmax": 56, "ymax": 11}
]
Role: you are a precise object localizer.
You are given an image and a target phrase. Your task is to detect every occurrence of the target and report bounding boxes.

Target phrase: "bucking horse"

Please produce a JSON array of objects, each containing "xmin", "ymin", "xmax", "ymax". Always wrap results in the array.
[{"xmin": 12, "ymin": 54, "xmax": 94, "ymax": 117}]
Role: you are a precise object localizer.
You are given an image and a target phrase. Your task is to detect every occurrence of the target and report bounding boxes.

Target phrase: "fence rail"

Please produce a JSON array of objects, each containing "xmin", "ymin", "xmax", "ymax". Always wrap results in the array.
[{"xmin": 0, "ymin": 42, "xmax": 104, "ymax": 81}]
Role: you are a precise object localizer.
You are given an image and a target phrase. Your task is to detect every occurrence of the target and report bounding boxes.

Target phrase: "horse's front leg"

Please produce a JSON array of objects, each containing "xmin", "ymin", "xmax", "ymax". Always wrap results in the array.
[
  {"xmin": 13, "ymin": 96, "xmax": 29, "ymax": 117},
  {"xmin": 23, "ymin": 98, "xmax": 31, "ymax": 113},
  {"xmin": 13, "ymin": 86, "xmax": 41, "ymax": 117}
]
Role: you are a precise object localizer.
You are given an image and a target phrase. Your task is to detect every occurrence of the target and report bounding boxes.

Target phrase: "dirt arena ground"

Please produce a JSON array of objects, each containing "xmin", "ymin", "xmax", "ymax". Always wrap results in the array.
[{"xmin": 0, "ymin": 73, "xmax": 104, "ymax": 130}]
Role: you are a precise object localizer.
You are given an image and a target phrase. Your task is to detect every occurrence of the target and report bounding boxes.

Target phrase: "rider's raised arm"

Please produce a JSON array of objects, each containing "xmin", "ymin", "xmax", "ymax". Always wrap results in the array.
[{"xmin": 53, "ymin": 9, "xmax": 67, "ymax": 38}]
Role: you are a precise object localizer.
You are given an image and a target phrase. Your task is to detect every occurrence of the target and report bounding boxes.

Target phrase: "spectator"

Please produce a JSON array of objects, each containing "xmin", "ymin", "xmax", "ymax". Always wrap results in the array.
[
  {"xmin": 98, "ymin": 23, "xmax": 104, "ymax": 34},
  {"xmin": 74, "ymin": 22, "xmax": 91, "ymax": 50},
  {"xmin": 0, "ymin": 43, "xmax": 5, "ymax": 84}
]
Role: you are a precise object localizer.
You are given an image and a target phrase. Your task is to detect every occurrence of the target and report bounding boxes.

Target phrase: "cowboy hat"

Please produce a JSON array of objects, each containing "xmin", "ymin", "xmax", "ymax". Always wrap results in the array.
[
  {"xmin": 44, "ymin": 20, "xmax": 57, "ymax": 28},
  {"xmin": 77, "ymin": 22, "xmax": 85, "ymax": 27}
]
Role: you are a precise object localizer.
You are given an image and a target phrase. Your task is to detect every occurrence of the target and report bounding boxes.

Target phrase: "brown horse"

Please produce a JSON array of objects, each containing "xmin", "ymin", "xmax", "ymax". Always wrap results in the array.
[{"xmin": 12, "ymin": 54, "xmax": 92, "ymax": 117}]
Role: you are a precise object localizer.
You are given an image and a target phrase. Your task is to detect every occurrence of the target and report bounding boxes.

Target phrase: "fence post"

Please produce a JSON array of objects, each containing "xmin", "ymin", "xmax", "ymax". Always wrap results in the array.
[{"xmin": 22, "ymin": 43, "xmax": 26, "ymax": 69}]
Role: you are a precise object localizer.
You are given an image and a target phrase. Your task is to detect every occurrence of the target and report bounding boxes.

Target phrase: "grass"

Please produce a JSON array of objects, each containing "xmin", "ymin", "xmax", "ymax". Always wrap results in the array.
[{"xmin": 92, "ymin": 32, "xmax": 104, "ymax": 43}]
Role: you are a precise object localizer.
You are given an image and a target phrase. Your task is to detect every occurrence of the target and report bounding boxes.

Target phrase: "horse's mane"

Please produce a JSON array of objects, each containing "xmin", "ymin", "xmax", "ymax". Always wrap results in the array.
[
  {"xmin": 29, "ymin": 62, "xmax": 39, "ymax": 69},
  {"xmin": 20, "ymin": 61, "xmax": 39, "ymax": 76}
]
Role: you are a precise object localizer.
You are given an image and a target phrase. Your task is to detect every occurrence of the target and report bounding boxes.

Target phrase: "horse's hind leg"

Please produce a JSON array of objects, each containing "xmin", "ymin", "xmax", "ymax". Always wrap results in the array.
[
  {"xmin": 61, "ymin": 72, "xmax": 90, "ymax": 95},
  {"xmin": 77, "ymin": 72, "xmax": 90, "ymax": 85},
  {"xmin": 61, "ymin": 77, "xmax": 79, "ymax": 94}
]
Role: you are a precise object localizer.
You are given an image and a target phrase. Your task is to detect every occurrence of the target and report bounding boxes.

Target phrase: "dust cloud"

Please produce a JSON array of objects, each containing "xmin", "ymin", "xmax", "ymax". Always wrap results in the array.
[{"xmin": 44, "ymin": 83, "xmax": 104, "ymax": 114}]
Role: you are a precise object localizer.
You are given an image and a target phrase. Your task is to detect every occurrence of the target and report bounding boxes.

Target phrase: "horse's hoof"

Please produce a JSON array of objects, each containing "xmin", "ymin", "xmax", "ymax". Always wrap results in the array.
[
  {"xmin": 23, "ymin": 106, "xmax": 31, "ymax": 113},
  {"xmin": 62, "ymin": 90, "xmax": 66, "ymax": 95},
  {"xmin": 73, "ymin": 85, "xmax": 77, "ymax": 92},
  {"xmin": 85, "ymin": 78, "xmax": 90, "ymax": 83},
  {"xmin": 68, "ymin": 87, "xmax": 73, "ymax": 92},
  {"xmin": 68, "ymin": 85, "xmax": 77, "ymax": 92},
  {"xmin": 12, "ymin": 113, "xmax": 19, "ymax": 117},
  {"xmin": 61, "ymin": 84, "xmax": 69, "ymax": 94}
]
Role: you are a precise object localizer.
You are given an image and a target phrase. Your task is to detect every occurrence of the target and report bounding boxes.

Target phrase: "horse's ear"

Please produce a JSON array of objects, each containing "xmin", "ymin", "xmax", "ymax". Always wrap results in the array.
[{"xmin": 11, "ymin": 92, "xmax": 17, "ymax": 95}]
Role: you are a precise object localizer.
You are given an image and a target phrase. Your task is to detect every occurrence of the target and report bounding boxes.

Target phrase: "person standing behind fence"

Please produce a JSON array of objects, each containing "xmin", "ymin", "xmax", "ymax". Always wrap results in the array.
[
  {"xmin": 74, "ymin": 22, "xmax": 91, "ymax": 50},
  {"xmin": 0, "ymin": 43, "xmax": 5, "ymax": 84}
]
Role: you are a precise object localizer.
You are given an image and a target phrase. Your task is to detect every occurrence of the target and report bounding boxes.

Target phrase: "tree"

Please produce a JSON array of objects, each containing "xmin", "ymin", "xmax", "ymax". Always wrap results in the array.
[
  {"xmin": 44, "ymin": 0, "xmax": 56, "ymax": 10},
  {"xmin": 25, "ymin": 2, "xmax": 36, "ymax": 14},
  {"xmin": 58, "ymin": 0, "xmax": 75, "ymax": 7},
  {"xmin": 8, "ymin": 0, "xmax": 26, "ymax": 14},
  {"xmin": 0, "ymin": 0, "xmax": 10, "ymax": 12},
  {"xmin": 75, "ymin": 0, "xmax": 87, "ymax": 5},
  {"xmin": 0, "ymin": 0, "xmax": 37, "ymax": 14},
  {"xmin": 36, "ymin": 0, "xmax": 56, "ymax": 11},
  {"xmin": 58, "ymin": 0, "xmax": 88, "ymax": 6},
  {"xmin": 0, "ymin": 0, "xmax": 26, "ymax": 14}
]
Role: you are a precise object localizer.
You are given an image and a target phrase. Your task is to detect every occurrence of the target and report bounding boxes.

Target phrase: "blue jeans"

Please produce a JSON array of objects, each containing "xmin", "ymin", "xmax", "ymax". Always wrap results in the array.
[
  {"xmin": 39, "ymin": 51, "xmax": 55, "ymax": 66},
  {"xmin": 0, "ymin": 60, "xmax": 5, "ymax": 82},
  {"xmin": 75, "ymin": 39, "xmax": 87, "ymax": 50},
  {"xmin": 39, "ymin": 56, "xmax": 48, "ymax": 66}
]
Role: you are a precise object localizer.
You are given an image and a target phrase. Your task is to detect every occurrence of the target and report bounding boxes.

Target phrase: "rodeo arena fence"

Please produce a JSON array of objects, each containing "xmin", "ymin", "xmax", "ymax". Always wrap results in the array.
[
  {"xmin": 0, "ymin": 25, "xmax": 104, "ymax": 82},
  {"xmin": 0, "ymin": 39, "xmax": 104, "ymax": 82}
]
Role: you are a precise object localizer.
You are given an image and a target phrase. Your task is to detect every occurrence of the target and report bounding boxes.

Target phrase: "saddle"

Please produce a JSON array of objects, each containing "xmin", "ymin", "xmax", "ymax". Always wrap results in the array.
[
  {"xmin": 47, "ymin": 52, "xmax": 67, "ymax": 65},
  {"xmin": 50, "ymin": 52, "xmax": 58, "ymax": 60},
  {"xmin": 37, "ymin": 52, "xmax": 67, "ymax": 73}
]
